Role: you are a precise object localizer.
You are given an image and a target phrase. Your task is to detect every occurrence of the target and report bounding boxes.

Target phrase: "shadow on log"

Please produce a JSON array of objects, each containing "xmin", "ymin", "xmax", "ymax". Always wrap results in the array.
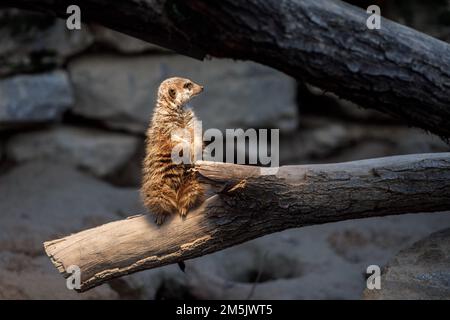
[{"xmin": 44, "ymin": 153, "xmax": 450, "ymax": 292}]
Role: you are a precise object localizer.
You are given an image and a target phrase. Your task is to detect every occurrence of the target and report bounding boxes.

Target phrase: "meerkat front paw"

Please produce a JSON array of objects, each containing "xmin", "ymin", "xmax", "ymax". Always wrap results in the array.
[{"xmin": 186, "ymin": 167, "xmax": 198, "ymax": 174}]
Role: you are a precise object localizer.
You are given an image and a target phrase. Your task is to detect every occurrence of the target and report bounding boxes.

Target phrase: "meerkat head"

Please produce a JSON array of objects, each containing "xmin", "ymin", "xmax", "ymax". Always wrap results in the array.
[{"xmin": 158, "ymin": 77, "xmax": 204, "ymax": 107}]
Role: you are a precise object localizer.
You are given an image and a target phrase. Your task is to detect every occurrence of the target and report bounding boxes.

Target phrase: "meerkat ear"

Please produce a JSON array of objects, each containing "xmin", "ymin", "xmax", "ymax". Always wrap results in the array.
[{"xmin": 168, "ymin": 88, "xmax": 176, "ymax": 99}]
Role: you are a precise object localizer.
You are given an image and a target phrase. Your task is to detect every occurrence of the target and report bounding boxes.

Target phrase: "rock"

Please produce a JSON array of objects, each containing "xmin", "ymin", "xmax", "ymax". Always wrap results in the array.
[
  {"xmin": 0, "ymin": 162, "xmax": 143, "ymax": 298},
  {"xmin": 0, "ymin": 71, "xmax": 73, "ymax": 124},
  {"xmin": 106, "ymin": 140, "xmax": 145, "ymax": 187},
  {"xmin": 190, "ymin": 213, "xmax": 450, "ymax": 300},
  {"xmin": 69, "ymin": 54, "xmax": 298, "ymax": 133},
  {"xmin": 90, "ymin": 25, "xmax": 165, "ymax": 54},
  {"xmin": 0, "ymin": 9, "xmax": 93, "ymax": 77},
  {"xmin": 0, "ymin": 162, "xmax": 143, "ymax": 256},
  {"xmin": 280, "ymin": 117, "xmax": 450, "ymax": 165},
  {"xmin": 122, "ymin": 211, "xmax": 450, "ymax": 300},
  {"xmin": 0, "ymin": 251, "xmax": 118, "ymax": 299},
  {"xmin": 364, "ymin": 228, "xmax": 450, "ymax": 300},
  {"xmin": 6, "ymin": 126, "xmax": 140, "ymax": 177}
]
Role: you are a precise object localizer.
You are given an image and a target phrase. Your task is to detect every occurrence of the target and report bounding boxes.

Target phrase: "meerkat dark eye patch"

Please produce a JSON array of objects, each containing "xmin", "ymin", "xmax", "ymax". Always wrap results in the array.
[
  {"xmin": 184, "ymin": 82, "xmax": 193, "ymax": 90},
  {"xmin": 168, "ymin": 88, "xmax": 176, "ymax": 98}
]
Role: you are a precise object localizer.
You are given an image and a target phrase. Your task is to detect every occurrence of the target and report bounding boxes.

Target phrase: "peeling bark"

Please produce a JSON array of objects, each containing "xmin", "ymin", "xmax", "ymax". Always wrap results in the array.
[{"xmin": 43, "ymin": 153, "xmax": 450, "ymax": 291}]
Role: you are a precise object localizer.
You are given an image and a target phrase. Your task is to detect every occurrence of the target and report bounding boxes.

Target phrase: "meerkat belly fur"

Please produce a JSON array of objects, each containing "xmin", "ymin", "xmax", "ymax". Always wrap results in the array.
[{"xmin": 141, "ymin": 77, "xmax": 205, "ymax": 224}]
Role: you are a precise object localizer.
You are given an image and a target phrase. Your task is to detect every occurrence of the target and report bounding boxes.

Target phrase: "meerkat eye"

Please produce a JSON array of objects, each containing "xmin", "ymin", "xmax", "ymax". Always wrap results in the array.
[
  {"xmin": 168, "ymin": 88, "xmax": 176, "ymax": 98},
  {"xmin": 184, "ymin": 82, "xmax": 193, "ymax": 90}
]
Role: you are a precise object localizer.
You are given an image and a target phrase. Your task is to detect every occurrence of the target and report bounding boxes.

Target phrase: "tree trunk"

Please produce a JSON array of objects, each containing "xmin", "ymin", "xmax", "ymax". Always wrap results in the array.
[
  {"xmin": 44, "ymin": 153, "xmax": 450, "ymax": 292},
  {"xmin": 3, "ymin": 0, "xmax": 450, "ymax": 139}
]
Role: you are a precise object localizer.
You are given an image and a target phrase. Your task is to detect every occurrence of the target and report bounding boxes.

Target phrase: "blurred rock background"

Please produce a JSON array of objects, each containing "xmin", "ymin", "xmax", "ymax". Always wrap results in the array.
[{"xmin": 0, "ymin": 1, "xmax": 449, "ymax": 299}]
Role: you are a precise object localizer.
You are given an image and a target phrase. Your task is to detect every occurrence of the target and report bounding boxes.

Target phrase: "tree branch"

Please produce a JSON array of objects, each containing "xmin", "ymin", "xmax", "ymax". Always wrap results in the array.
[
  {"xmin": 44, "ymin": 153, "xmax": 450, "ymax": 292},
  {"xmin": 3, "ymin": 0, "xmax": 450, "ymax": 139}
]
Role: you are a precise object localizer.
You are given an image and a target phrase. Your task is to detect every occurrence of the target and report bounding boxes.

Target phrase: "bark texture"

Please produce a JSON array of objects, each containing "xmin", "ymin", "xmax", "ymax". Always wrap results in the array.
[
  {"xmin": 44, "ymin": 153, "xmax": 450, "ymax": 292},
  {"xmin": 3, "ymin": 0, "xmax": 450, "ymax": 139}
]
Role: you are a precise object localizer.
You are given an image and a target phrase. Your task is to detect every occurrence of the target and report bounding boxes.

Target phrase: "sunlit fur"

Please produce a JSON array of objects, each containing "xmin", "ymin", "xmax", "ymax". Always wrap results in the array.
[{"xmin": 141, "ymin": 77, "xmax": 205, "ymax": 224}]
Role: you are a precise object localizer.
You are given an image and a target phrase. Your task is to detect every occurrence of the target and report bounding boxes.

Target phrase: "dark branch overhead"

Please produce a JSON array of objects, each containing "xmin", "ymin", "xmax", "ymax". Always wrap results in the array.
[{"xmin": 3, "ymin": 0, "xmax": 450, "ymax": 139}]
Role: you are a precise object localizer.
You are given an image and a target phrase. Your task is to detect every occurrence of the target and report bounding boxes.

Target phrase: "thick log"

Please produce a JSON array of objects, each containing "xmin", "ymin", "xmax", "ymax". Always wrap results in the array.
[
  {"xmin": 3, "ymin": 0, "xmax": 450, "ymax": 139},
  {"xmin": 44, "ymin": 153, "xmax": 450, "ymax": 291}
]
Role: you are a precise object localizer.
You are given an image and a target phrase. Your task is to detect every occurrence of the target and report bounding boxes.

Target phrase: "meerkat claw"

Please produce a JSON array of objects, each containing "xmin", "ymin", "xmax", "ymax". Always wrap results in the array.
[
  {"xmin": 154, "ymin": 213, "xmax": 166, "ymax": 225},
  {"xmin": 187, "ymin": 167, "xmax": 198, "ymax": 173},
  {"xmin": 179, "ymin": 207, "xmax": 188, "ymax": 217}
]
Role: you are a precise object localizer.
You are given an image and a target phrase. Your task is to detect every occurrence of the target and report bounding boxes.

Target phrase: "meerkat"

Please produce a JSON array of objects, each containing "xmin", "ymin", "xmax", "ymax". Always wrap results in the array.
[{"xmin": 141, "ymin": 77, "xmax": 205, "ymax": 224}]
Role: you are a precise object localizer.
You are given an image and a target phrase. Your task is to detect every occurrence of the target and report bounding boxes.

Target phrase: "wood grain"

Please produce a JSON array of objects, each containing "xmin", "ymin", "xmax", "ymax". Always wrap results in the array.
[{"xmin": 44, "ymin": 153, "xmax": 450, "ymax": 291}]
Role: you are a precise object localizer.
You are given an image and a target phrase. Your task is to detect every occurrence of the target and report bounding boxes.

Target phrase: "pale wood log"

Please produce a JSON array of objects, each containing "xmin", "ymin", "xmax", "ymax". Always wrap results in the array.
[{"xmin": 44, "ymin": 153, "xmax": 450, "ymax": 292}]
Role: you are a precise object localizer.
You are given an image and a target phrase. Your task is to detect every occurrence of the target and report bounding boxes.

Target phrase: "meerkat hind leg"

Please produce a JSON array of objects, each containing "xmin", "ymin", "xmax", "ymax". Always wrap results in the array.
[
  {"xmin": 149, "ymin": 201, "xmax": 174, "ymax": 225},
  {"xmin": 177, "ymin": 176, "xmax": 205, "ymax": 217},
  {"xmin": 146, "ymin": 186, "xmax": 178, "ymax": 225}
]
